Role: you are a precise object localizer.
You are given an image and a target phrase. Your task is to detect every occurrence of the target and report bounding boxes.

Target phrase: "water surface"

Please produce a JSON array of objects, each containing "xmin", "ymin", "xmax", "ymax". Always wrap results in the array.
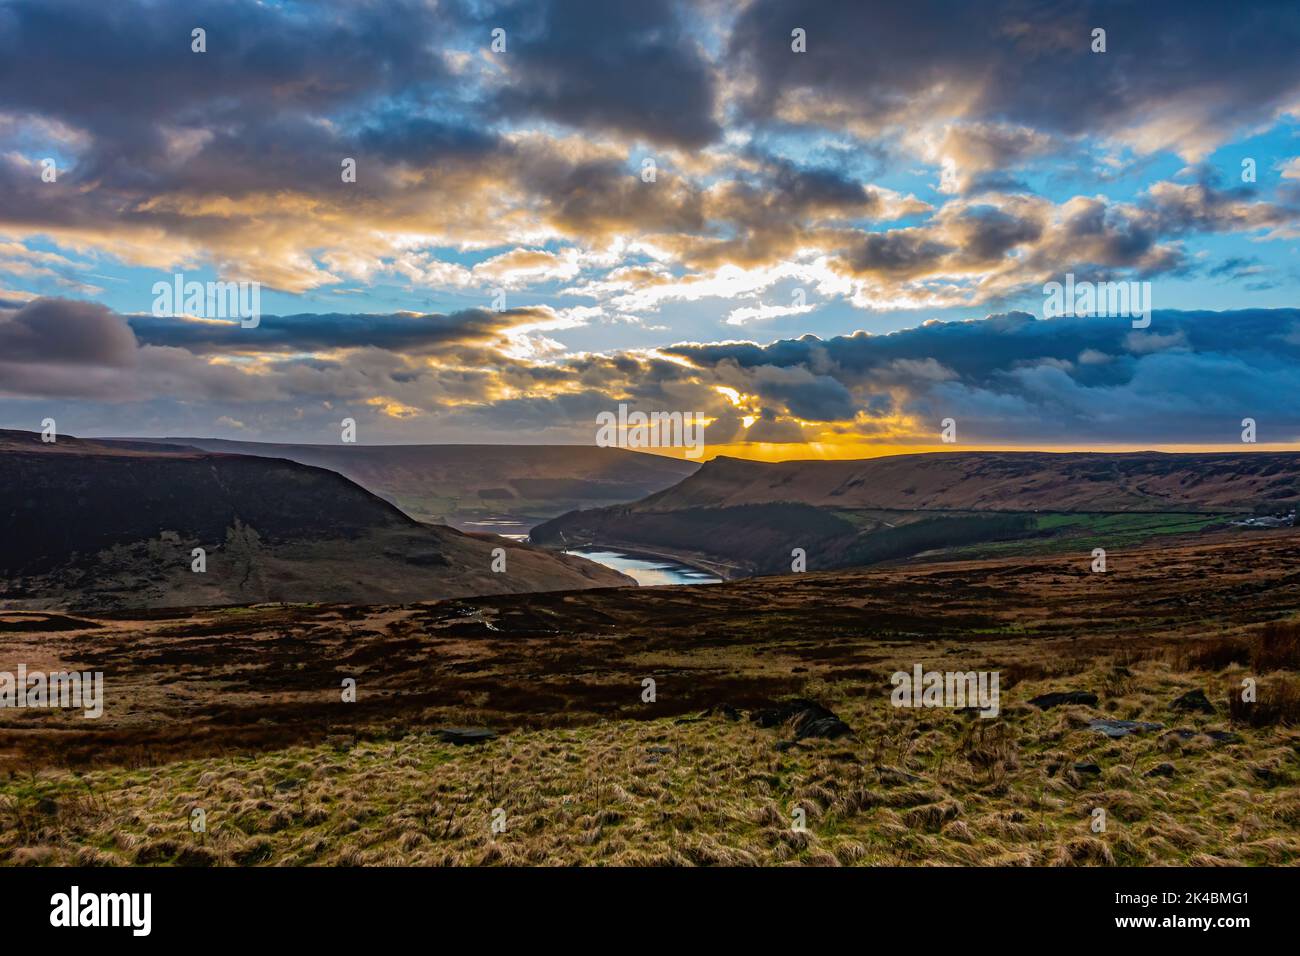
[{"xmin": 566, "ymin": 548, "xmax": 721, "ymax": 587}]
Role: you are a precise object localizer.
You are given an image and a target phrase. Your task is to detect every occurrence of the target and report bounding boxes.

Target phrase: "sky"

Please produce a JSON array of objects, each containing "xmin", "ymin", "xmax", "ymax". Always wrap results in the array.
[{"xmin": 1, "ymin": 0, "xmax": 1299, "ymax": 459}]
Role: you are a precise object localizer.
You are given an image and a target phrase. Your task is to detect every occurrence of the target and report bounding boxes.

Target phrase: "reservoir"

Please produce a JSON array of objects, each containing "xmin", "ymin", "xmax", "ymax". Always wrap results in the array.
[{"xmin": 565, "ymin": 548, "xmax": 721, "ymax": 587}]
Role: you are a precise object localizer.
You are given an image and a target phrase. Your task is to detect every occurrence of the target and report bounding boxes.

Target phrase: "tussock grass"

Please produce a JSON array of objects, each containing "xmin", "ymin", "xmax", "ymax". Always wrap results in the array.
[
  {"xmin": 1255, "ymin": 622, "xmax": 1300, "ymax": 673},
  {"xmin": 2, "ymin": 652, "xmax": 1297, "ymax": 867}
]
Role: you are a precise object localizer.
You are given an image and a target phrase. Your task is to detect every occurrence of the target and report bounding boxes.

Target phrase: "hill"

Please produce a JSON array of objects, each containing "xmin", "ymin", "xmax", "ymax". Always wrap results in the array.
[
  {"xmin": 636, "ymin": 450, "xmax": 1300, "ymax": 512},
  {"xmin": 0, "ymin": 430, "xmax": 629, "ymax": 609},
  {"xmin": 121, "ymin": 437, "xmax": 699, "ymax": 531},
  {"xmin": 532, "ymin": 451, "xmax": 1300, "ymax": 575}
]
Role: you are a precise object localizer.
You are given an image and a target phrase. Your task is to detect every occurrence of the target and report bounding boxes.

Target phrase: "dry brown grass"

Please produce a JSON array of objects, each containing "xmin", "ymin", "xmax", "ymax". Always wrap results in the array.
[
  {"xmin": 2, "ymin": 650, "xmax": 1297, "ymax": 867},
  {"xmin": 1254, "ymin": 622, "xmax": 1300, "ymax": 673},
  {"xmin": 1228, "ymin": 675, "xmax": 1300, "ymax": 728},
  {"xmin": 3, "ymin": 534, "xmax": 1298, "ymax": 866}
]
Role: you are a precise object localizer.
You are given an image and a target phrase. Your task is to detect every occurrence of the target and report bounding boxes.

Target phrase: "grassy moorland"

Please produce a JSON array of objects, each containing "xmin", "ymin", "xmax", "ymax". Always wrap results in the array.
[
  {"xmin": 1, "ymin": 531, "xmax": 1298, "ymax": 866},
  {"xmin": 530, "ymin": 450, "xmax": 1300, "ymax": 575}
]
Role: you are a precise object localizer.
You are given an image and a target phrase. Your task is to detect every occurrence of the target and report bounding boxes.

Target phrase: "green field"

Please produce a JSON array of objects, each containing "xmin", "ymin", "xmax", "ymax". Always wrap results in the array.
[{"xmin": 830, "ymin": 510, "xmax": 1231, "ymax": 563}]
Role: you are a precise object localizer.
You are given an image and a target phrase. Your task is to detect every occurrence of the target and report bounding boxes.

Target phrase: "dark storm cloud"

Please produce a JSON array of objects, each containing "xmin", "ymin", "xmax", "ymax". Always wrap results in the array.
[
  {"xmin": 0, "ymin": 0, "xmax": 500, "ymax": 209},
  {"xmin": 0, "ymin": 0, "xmax": 1293, "ymax": 306},
  {"xmin": 745, "ymin": 407, "xmax": 807, "ymax": 443},
  {"xmin": 468, "ymin": 0, "xmax": 721, "ymax": 147},
  {"xmin": 10, "ymin": 296, "xmax": 1300, "ymax": 445},
  {"xmin": 741, "ymin": 366, "xmax": 859, "ymax": 422},
  {"xmin": 517, "ymin": 151, "xmax": 708, "ymax": 238},
  {"xmin": 728, "ymin": 0, "xmax": 1300, "ymax": 158},
  {"xmin": 666, "ymin": 309, "xmax": 1300, "ymax": 442},
  {"xmin": 842, "ymin": 231, "xmax": 955, "ymax": 279},
  {"xmin": 358, "ymin": 117, "xmax": 503, "ymax": 166},
  {"xmin": 0, "ymin": 297, "xmax": 268, "ymax": 401},
  {"xmin": 0, "ymin": 0, "xmax": 452, "ymax": 132},
  {"xmin": 127, "ymin": 308, "xmax": 541, "ymax": 355},
  {"xmin": 947, "ymin": 206, "xmax": 1044, "ymax": 263},
  {"xmin": 0, "ymin": 298, "xmax": 136, "ymax": 365}
]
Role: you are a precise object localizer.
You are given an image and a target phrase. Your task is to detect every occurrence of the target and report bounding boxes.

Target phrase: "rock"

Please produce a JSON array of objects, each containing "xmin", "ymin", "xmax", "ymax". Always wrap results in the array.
[
  {"xmin": 1029, "ymin": 691, "xmax": 1098, "ymax": 709},
  {"xmin": 273, "ymin": 778, "xmax": 301, "ymax": 792},
  {"xmin": 1072, "ymin": 762, "xmax": 1102, "ymax": 776},
  {"xmin": 1089, "ymin": 718, "xmax": 1164, "ymax": 739},
  {"xmin": 645, "ymin": 745, "xmax": 674, "ymax": 754},
  {"xmin": 750, "ymin": 698, "xmax": 853, "ymax": 740},
  {"xmin": 798, "ymin": 716, "xmax": 854, "ymax": 740},
  {"xmin": 1171, "ymin": 689, "xmax": 1215, "ymax": 714},
  {"xmin": 750, "ymin": 699, "xmax": 809, "ymax": 728},
  {"xmin": 1145, "ymin": 762, "xmax": 1176, "ymax": 778},
  {"xmin": 434, "ymin": 727, "xmax": 498, "ymax": 746}
]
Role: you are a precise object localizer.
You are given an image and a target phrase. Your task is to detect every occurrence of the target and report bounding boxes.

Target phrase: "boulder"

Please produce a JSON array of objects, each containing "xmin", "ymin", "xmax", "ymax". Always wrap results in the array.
[
  {"xmin": 1088, "ymin": 718, "xmax": 1164, "ymax": 739},
  {"xmin": 750, "ymin": 698, "xmax": 853, "ymax": 741},
  {"xmin": 1171, "ymin": 689, "xmax": 1215, "ymax": 714}
]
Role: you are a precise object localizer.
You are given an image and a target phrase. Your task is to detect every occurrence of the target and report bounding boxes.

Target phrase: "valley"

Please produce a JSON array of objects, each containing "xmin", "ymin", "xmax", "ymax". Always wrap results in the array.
[
  {"xmin": 0, "ymin": 431, "xmax": 630, "ymax": 610},
  {"xmin": 122, "ymin": 437, "xmax": 698, "ymax": 530},
  {"xmin": 533, "ymin": 451, "xmax": 1300, "ymax": 575},
  {"xmin": 1, "ymin": 531, "xmax": 1296, "ymax": 865}
]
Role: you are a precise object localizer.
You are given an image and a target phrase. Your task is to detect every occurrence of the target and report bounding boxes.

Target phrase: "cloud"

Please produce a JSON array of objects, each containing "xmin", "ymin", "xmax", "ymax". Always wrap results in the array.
[
  {"xmin": 1, "ymin": 0, "xmax": 1299, "ymax": 452},
  {"xmin": 728, "ymin": 0, "xmax": 1300, "ymax": 164},
  {"xmin": 666, "ymin": 308, "xmax": 1300, "ymax": 443},
  {"xmin": 10, "ymin": 297, "xmax": 1300, "ymax": 447},
  {"xmin": 0, "ymin": 297, "xmax": 135, "ymax": 365},
  {"xmin": 0, "ymin": 0, "xmax": 1294, "ymax": 318},
  {"xmin": 126, "ymin": 307, "xmax": 548, "ymax": 355},
  {"xmin": 476, "ymin": 0, "xmax": 721, "ymax": 147},
  {"xmin": 907, "ymin": 122, "xmax": 1056, "ymax": 195}
]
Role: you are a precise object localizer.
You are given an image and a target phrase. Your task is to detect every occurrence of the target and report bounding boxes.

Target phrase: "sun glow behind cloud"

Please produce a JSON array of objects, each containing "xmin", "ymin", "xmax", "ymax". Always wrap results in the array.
[{"xmin": 0, "ymin": 0, "xmax": 1298, "ymax": 453}]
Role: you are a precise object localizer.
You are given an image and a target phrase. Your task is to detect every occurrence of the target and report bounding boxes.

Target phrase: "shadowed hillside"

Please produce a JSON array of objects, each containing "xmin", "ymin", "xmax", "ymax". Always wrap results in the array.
[
  {"xmin": 0, "ymin": 431, "xmax": 629, "ymax": 609},
  {"xmin": 637, "ymin": 451, "xmax": 1300, "ymax": 512},
  {"xmin": 122, "ymin": 437, "xmax": 699, "ymax": 529},
  {"xmin": 533, "ymin": 451, "xmax": 1299, "ymax": 575}
]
